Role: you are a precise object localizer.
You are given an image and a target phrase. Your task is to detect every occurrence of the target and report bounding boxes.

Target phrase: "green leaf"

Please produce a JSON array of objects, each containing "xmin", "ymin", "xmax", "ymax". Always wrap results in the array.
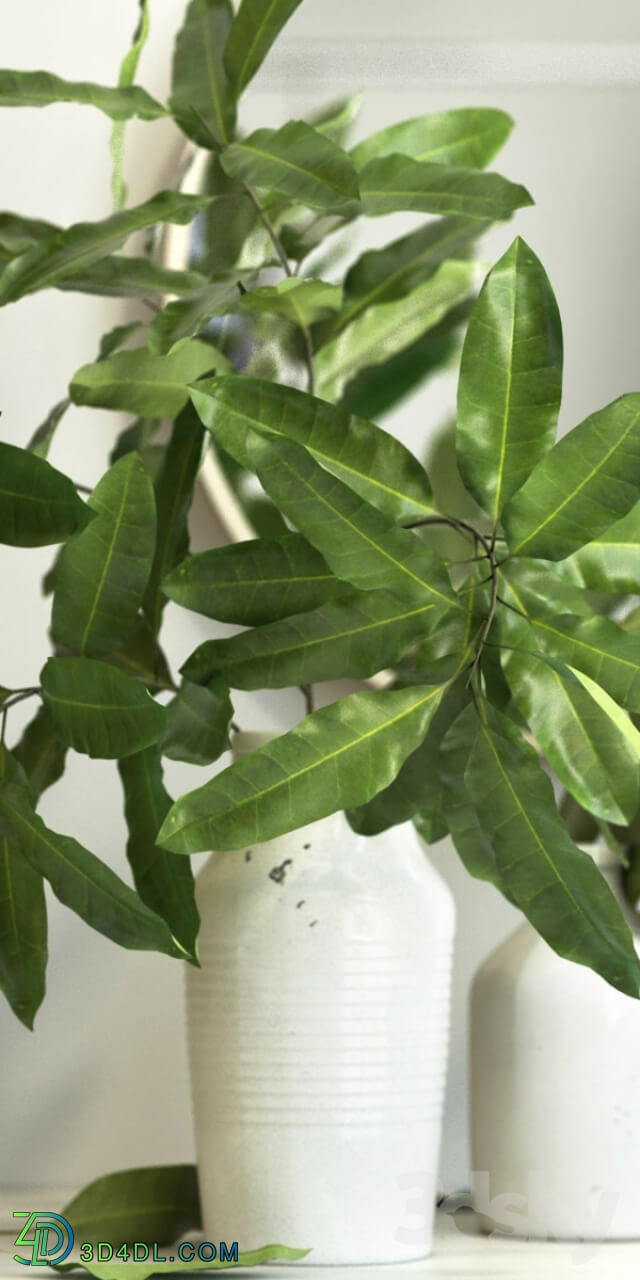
[
  {"xmin": 110, "ymin": 0, "xmax": 151, "ymax": 210},
  {"xmin": 503, "ymin": 650, "xmax": 640, "ymax": 825},
  {"xmin": 0, "ymin": 69, "xmax": 166, "ymax": 120},
  {"xmin": 348, "ymin": 682, "xmax": 469, "ymax": 835},
  {"xmin": 98, "ymin": 321, "xmax": 143, "ymax": 361},
  {"xmin": 561, "ymin": 500, "xmax": 640, "ymax": 593},
  {"xmin": 0, "ymin": 746, "xmax": 47, "ymax": 1029},
  {"xmin": 0, "ymin": 211, "xmax": 57, "ymax": 257},
  {"xmin": 0, "ymin": 443, "xmax": 89, "ymax": 547},
  {"xmin": 158, "ymin": 682, "xmax": 447, "ymax": 853},
  {"xmin": 220, "ymin": 121, "xmax": 360, "ymax": 212},
  {"xmin": 118, "ymin": 752, "xmax": 198, "ymax": 958},
  {"xmin": 62, "ymin": 1164, "xmax": 200, "ymax": 1245},
  {"xmin": 359, "ymin": 156, "xmax": 532, "ymax": 219},
  {"xmin": 569, "ymin": 667, "xmax": 640, "ymax": 760},
  {"xmin": 70, "ymin": 340, "xmax": 229, "ymax": 418},
  {"xmin": 307, "ymin": 91, "xmax": 364, "ymax": 145},
  {"xmin": 161, "ymin": 678, "xmax": 232, "ymax": 766},
  {"xmin": 499, "ymin": 558, "xmax": 593, "ymax": 619},
  {"xmin": 518, "ymin": 612, "xmax": 640, "ymax": 714},
  {"xmin": 41, "ymin": 658, "xmax": 167, "ymax": 760},
  {"xmin": 182, "ymin": 589, "xmax": 443, "ymax": 688},
  {"xmin": 339, "ymin": 306, "xmax": 466, "ymax": 421},
  {"xmin": 464, "ymin": 706, "xmax": 640, "ymax": 997},
  {"xmin": 57, "ymin": 257, "xmax": 208, "ymax": 300},
  {"xmin": 147, "ymin": 282, "xmax": 242, "ymax": 356},
  {"xmin": 223, "ymin": 0, "xmax": 304, "ymax": 96},
  {"xmin": 456, "ymin": 237, "xmax": 563, "ymax": 519},
  {"xmin": 51, "ymin": 453, "xmax": 156, "ymax": 658},
  {"xmin": 170, "ymin": 0, "xmax": 235, "ymax": 147},
  {"xmin": 189, "ymin": 376, "xmax": 437, "ymax": 521},
  {"xmin": 0, "ymin": 782, "xmax": 181, "ymax": 957},
  {"xmin": 163, "ymin": 533, "xmax": 348, "ymax": 626},
  {"xmin": 60, "ymin": 1244, "xmax": 310, "ymax": 1280},
  {"xmin": 351, "ymin": 107, "xmax": 513, "ymax": 171},
  {"xmin": 503, "ymin": 393, "xmax": 640, "ymax": 559},
  {"xmin": 246, "ymin": 432, "xmax": 457, "ymax": 608},
  {"xmin": 12, "ymin": 707, "xmax": 66, "ymax": 802},
  {"xmin": 339, "ymin": 215, "xmax": 482, "ymax": 331},
  {"xmin": 108, "ymin": 616, "xmax": 173, "ymax": 690},
  {"xmin": 315, "ymin": 260, "xmax": 476, "ymax": 402},
  {"xmin": 144, "ymin": 405, "xmax": 204, "ymax": 635},
  {"xmin": 0, "ymin": 191, "xmax": 211, "ymax": 305},
  {"xmin": 438, "ymin": 704, "xmax": 504, "ymax": 886},
  {"xmin": 238, "ymin": 278, "xmax": 342, "ymax": 326},
  {"xmin": 27, "ymin": 396, "xmax": 70, "ymax": 460}
]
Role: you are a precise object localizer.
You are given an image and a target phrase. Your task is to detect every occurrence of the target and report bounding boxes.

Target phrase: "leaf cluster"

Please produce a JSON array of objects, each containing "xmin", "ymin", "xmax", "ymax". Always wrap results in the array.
[{"xmin": 1, "ymin": 0, "xmax": 639, "ymax": 1034}]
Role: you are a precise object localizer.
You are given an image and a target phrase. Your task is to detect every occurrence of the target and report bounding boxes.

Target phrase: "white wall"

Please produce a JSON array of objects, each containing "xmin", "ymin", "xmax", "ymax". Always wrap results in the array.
[{"xmin": 1, "ymin": 0, "xmax": 639, "ymax": 1203}]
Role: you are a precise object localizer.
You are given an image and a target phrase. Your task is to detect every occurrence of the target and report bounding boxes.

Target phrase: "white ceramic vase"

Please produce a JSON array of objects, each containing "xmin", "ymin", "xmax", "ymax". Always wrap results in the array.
[
  {"xmin": 186, "ymin": 732, "xmax": 456, "ymax": 1265},
  {"xmin": 470, "ymin": 842, "xmax": 640, "ymax": 1241}
]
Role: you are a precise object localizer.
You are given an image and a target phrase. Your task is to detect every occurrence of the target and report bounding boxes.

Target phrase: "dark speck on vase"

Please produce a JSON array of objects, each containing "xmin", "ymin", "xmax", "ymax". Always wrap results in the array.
[
  {"xmin": 244, "ymin": 850, "xmax": 252, "ymax": 862},
  {"xmin": 309, "ymin": 920, "xmax": 318, "ymax": 928},
  {"xmin": 269, "ymin": 858, "xmax": 293, "ymax": 884},
  {"xmin": 296, "ymin": 900, "xmax": 305, "ymax": 909},
  {"xmin": 303, "ymin": 843, "xmax": 311, "ymax": 850}
]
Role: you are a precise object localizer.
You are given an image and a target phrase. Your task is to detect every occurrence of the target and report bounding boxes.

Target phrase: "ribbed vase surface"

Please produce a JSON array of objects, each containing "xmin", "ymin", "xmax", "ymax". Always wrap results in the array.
[{"xmin": 186, "ymin": 734, "xmax": 455, "ymax": 1264}]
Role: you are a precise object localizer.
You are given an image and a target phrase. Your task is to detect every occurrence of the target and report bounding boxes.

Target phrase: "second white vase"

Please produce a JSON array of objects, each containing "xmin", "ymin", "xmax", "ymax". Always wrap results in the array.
[{"xmin": 470, "ymin": 841, "xmax": 640, "ymax": 1240}]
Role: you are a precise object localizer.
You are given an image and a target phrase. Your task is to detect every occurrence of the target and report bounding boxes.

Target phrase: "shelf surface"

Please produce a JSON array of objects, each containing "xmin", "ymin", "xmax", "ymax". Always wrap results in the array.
[{"xmin": 2, "ymin": 1209, "xmax": 640, "ymax": 1279}]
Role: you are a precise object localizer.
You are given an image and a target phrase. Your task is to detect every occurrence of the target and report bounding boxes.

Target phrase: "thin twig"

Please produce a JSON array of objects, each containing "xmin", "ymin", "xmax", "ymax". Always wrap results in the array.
[
  {"xmin": 240, "ymin": 182, "xmax": 316, "ymax": 396},
  {"xmin": 301, "ymin": 684, "xmax": 314, "ymax": 716}
]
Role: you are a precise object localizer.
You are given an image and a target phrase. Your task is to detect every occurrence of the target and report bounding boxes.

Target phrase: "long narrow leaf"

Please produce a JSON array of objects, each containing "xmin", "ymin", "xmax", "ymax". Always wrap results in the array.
[
  {"xmin": 13, "ymin": 708, "xmax": 66, "ymax": 802},
  {"xmin": 359, "ymin": 156, "xmax": 532, "ymax": 219},
  {"xmin": 0, "ymin": 783, "xmax": 182, "ymax": 957},
  {"xmin": 170, "ymin": 0, "xmax": 236, "ymax": 147},
  {"xmin": 61, "ymin": 1165, "xmax": 200, "ymax": 1245},
  {"xmin": 110, "ymin": 0, "xmax": 152, "ymax": 209},
  {"xmin": 315, "ymin": 260, "xmax": 475, "ymax": 402},
  {"xmin": 561, "ymin": 500, "xmax": 640, "ymax": 593},
  {"xmin": 0, "ymin": 443, "xmax": 90, "ymax": 547},
  {"xmin": 0, "ymin": 748, "xmax": 47, "ymax": 1029},
  {"xmin": 0, "ymin": 191, "xmax": 210, "ymax": 305},
  {"xmin": 118, "ymin": 751, "xmax": 199, "ymax": 958},
  {"xmin": 163, "ymin": 533, "xmax": 349, "ymax": 626},
  {"xmin": 524, "ymin": 612, "xmax": 640, "ymax": 713},
  {"xmin": 41, "ymin": 658, "xmax": 167, "ymax": 759},
  {"xmin": 503, "ymin": 393, "xmax": 640, "ymax": 559},
  {"xmin": 503, "ymin": 650, "xmax": 640, "ymax": 824},
  {"xmin": 456, "ymin": 237, "xmax": 563, "ymax": 519},
  {"xmin": 464, "ymin": 706, "xmax": 640, "ymax": 997},
  {"xmin": 160, "ymin": 679, "xmax": 232, "ymax": 766},
  {"xmin": 349, "ymin": 683, "xmax": 469, "ymax": 836},
  {"xmin": 351, "ymin": 107, "xmax": 513, "ymax": 170},
  {"xmin": 220, "ymin": 121, "xmax": 360, "ymax": 212},
  {"xmin": 158, "ymin": 682, "xmax": 447, "ymax": 853},
  {"xmin": 144, "ymin": 405, "xmax": 204, "ymax": 635},
  {"xmin": 189, "ymin": 376, "xmax": 437, "ymax": 521},
  {"xmin": 52, "ymin": 453, "xmax": 156, "ymax": 658},
  {"xmin": 339, "ymin": 215, "xmax": 483, "ymax": 331},
  {"xmin": 247, "ymin": 432, "xmax": 457, "ymax": 607},
  {"xmin": 181, "ymin": 590, "xmax": 443, "ymax": 688},
  {"xmin": 0, "ymin": 69, "xmax": 166, "ymax": 120},
  {"xmin": 223, "ymin": 0, "xmax": 304, "ymax": 96},
  {"xmin": 71, "ymin": 340, "xmax": 229, "ymax": 418}
]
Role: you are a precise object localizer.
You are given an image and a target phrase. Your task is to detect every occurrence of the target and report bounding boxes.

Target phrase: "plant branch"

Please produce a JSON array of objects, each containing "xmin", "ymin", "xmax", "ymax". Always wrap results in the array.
[{"xmin": 241, "ymin": 182, "xmax": 316, "ymax": 396}]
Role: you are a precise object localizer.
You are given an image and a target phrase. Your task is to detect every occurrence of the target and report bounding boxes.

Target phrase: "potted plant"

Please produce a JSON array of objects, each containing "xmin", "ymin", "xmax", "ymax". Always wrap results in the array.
[{"xmin": 2, "ymin": 0, "xmax": 640, "ymax": 1265}]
